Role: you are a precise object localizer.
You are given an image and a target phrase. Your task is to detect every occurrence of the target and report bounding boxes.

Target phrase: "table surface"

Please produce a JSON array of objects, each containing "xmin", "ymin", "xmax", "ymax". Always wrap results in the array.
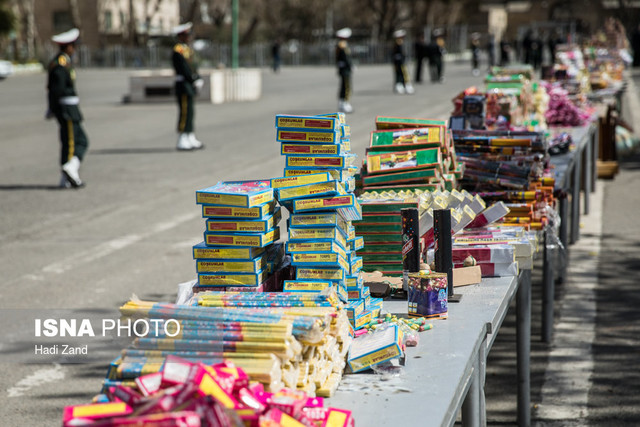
[
  {"xmin": 549, "ymin": 123, "xmax": 595, "ymax": 189},
  {"xmin": 327, "ymin": 275, "xmax": 519, "ymax": 427}
]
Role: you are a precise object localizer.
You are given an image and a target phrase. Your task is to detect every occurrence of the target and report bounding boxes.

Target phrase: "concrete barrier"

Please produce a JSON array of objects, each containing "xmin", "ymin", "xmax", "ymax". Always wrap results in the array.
[{"xmin": 127, "ymin": 68, "xmax": 261, "ymax": 104}]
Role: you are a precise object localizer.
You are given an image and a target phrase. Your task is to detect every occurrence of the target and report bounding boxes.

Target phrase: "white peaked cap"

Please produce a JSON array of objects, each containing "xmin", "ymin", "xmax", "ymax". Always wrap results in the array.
[
  {"xmin": 336, "ymin": 28, "xmax": 352, "ymax": 39},
  {"xmin": 393, "ymin": 29, "xmax": 406, "ymax": 39},
  {"xmin": 172, "ymin": 22, "xmax": 193, "ymax": 35},
  {"xmin": 52, "ymin": 28, "xmax": 80, "ymax": 44}
]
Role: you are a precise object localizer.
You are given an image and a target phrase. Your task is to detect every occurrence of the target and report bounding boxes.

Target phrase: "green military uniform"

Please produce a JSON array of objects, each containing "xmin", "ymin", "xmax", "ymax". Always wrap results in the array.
[
  {"xmin": 47, "ymin": 52, "xmax": 89, "ymax": 167},
  {"xmin": 172, "ymin": 42, "xmax": 199, "ymax": 134}
]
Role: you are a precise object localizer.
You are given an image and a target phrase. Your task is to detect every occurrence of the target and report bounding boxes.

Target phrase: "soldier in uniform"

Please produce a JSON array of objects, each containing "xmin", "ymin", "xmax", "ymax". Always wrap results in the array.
[
  {"xmin": 335, "ymin": 27, "xmax": 353, "ymax": 114},
  {"xmin": 172, "ymin": 22, "xmax": 204, "ymax": 151},
  {"xmin": 46, "ymin": 28, "xmax": 88, "ymax": 188},
  {"xmin": 392, "ymin": 29, "xmax": 414, "ymax": 94}
]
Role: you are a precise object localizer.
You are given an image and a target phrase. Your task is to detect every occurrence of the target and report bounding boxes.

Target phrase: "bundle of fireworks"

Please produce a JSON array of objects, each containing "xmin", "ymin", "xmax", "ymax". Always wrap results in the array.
[
  {"xmin": 407, "ymin": 271, "xmax": 448, "ymax": 319},
  {"xmin": 347, "ymin": 323, "xmax": 404, "ymax": 373},
  {"xmin": 114, "ymin": 297, "xmax": 352, "ymax": 396},
  {"xmin": 65, "ymin": 357, "xmax": 355, "ymax": 427},
  {"xmin": 355, "ymin": 189, "xmax": 487, "ymax": 275},
  {"xmin": 427, "ymin": 242, "xmax": 517, "ymax": 278},
  {"xmin": 274, "ymin": 113, "xmax": 375, "ymax": 331},
  {"xmin": 359, "ymin": 116, "xmax": 462, "ymax": 192},
  {"xmin": 451, "ymin": 129, "xmax": 558, "ymax": 232},
  {"xmin": 194, "ymin": 180, "xmax": 285, "ymax": 291}
]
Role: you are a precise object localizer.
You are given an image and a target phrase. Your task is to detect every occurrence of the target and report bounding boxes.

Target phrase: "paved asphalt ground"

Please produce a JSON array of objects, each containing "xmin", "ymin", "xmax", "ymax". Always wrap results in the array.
[{"xmin": 0, "ymin": 63, "xmax": 639, "ymax": 426}]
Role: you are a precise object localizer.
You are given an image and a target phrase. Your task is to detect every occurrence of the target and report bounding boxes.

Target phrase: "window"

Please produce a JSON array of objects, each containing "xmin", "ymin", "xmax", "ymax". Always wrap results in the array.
[
  {"xmin": 105, "ymin": 10, "xmax": 113, "ymax": 31},
  {"xmin": 53, "ymin": 11, "xmax": 73, "ymax": 33}
]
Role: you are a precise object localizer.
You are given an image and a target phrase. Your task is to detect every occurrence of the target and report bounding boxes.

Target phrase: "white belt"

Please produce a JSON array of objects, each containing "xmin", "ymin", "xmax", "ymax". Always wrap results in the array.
[
  {"xmin": 59, "ymin": 96, "xmax": 79, "ymax": 105},
  {"xmin": 175, "ymin": 75, "xmax": 185, "ymax": 82}
]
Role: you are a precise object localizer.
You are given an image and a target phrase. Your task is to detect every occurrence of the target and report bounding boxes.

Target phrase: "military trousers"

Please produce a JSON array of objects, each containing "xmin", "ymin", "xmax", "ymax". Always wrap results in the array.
[{"xmin": 56, "ymin": 115, "xmax": 89, "ymax": 165}]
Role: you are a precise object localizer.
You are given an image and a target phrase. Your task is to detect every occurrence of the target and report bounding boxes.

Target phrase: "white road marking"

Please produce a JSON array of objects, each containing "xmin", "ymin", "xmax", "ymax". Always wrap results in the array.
[
  {"xmin": 41, "ymin": 212, "xmax": 198, "ymax": 275},
  {"xmin": 537, "ymin": 181, "xmax": 603, "ymax": 420},
  {"xmin": 7, "ymin": 363, "xmax": 65, "ymax": 397}
]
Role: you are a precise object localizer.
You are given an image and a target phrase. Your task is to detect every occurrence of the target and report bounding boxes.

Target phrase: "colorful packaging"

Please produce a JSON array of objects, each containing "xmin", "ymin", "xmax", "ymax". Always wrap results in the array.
[
  {"xmin": 286, "ymin": 241, "xmax": 348, "ymax": 261},
  {"xmin": 288, "ymin": 227, "xmax": 347, "ymax": 249},
  {"xmin": 203, "ymin": 227, "xmax": 279, "ymax": 248},
  {"xmin": 271, "ymin": 172, "xmax": 332, "ymax": 189},
  {"xmin": 291, "ymin": 252, "xmax": 349, "ymax": 270},
  {"xmin": 195, "ymin": 255, "xmax": 266, "ymax": 273},
  {"xmin": 289, "ymin": 212, "xmax": 349, "ymax": 235},
  {"xmin": 366, "ymin": 148, "xmax": 441, "ymax": 175},
  {"xmin": 205, "ymin": 208, "xmax": 281, "ymax": 233},
  {"xmin": 283, "ymin": 280, "xmax": 333, "ymax": 293},
  {"xmin": 275, "ymin": 114, "xmax": 340, "ymax": 130},
  {"xmin": 347, "ymin": 324, "xmax": 403, "ymax": 372},
  {"xmin": 197, "ymin": 270, "xmax": 267, "ymax": 287},
  {"xmin": 369, "ymin": 126, "xmax": 444, "ymax": 150},
  {"xmin": 296, "ymin": 267, "xmax": 345, "ymax": 282},
  {"xmin": 196, "ymin": 180, "xmax": 273, "ymax": 208},
  {"xmin": 375, "ymin": 116, "xmax": 446, "ymax": 130},
  {"xmin": 192, "ymin": 242, "xmax": 266, "ymax": 260},
  {"xmin": 277, "ymin": 129, "xmax": 340, "ymax": 144},
  {"xmin": 286, "ymin": 154, "xmax": 355, "ymax": 169},
  {"xmin": 407, "ymin": 272, "xmax": 448, "ymax": 319},
  {"xmin": 202, "ymin": 201, "xmax": 276, "ymax": 219},
  {"xmin": 277, "ymin": 180, "xmax": 345, "ymax": 201},
  {"xmin": 281, "ymin": 143, "xmax": 345, "ymax": 156}
]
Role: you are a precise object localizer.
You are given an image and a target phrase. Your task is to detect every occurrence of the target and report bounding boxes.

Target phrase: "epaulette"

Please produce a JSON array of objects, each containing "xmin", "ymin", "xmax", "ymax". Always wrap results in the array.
[
  {"xmin": 58, "ymin": 55, "xmax": 68, "ymax": 67},
  {"xmin": 174, "ymin": 43, "xmax": 184, "ymax": 54}
]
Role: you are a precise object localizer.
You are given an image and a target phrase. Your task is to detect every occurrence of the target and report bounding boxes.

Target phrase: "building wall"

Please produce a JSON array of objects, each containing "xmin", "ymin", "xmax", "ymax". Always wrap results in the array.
[{"xmin": 35, "ymin": 0, "xmax": 179, "ymax": 49}]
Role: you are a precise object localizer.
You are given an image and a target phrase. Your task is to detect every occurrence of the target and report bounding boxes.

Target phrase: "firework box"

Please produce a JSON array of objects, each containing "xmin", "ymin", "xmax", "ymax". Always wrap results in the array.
[
  {"xmin": 375, "ymin": 116, "xmax": 447, "ymax": 130},
  {"xmin": 361, "ymin": 252, "xmax": 403, "ymax": 263},
  {"xmin": 202, "ymin": 200, "xmax": 276, "ymax": 219},
  {"xmin": 276, "ymin": 180, "xmax": 345, "ymax": 202},
  {"xmin": 291, "ymin": 252, "xmax": 349, "ymax": 270},
  {"xmin": 345, "ymin": 299, "xmax": 364, "ymax": 321},
  {"xmin": 292, "ymin": 193, "xmax": 358, "ymax": 216},
  {"xmin": 197, "ymin": 270, "xmax": 267, "ymax": 287},
  {"xmin": 283, "ymin": 280, "xmax": 333, "ymax": 293},
  {"xmin": 196, "ymin": 255, "xmax": 267, "ymax": 273},
  {"xmin": 284, "ymin": 166, "xmax": 358, "ymax": 182},
  {"xmin": 366, "ymin": 147, "xmax": 441, "ymax": 175},
  {"xmin": 368, "ymin": 126, "xmax": 445, "ymax": 151},
  {"xmin": 296, "ymin": 266, "xmax": 346, "ymax": 282},
  {"xmin": 196, "ymin": 180, "xmax": 273, "ymax": 208},
  {"xmin": 281, "ymin": 143, "xmax": 345, "ymax": 156},
  {"xmin": 204, "ymin": 227, "xmax": 280, "ymax": 248},
  {"xmin": 408, "ymin": 272, "xmax": 448, "ymax": 319},
  {"xmin": 452, "ymin": 236, "xmax": 533, "ymax": 257},
  {"xmin": 192, "ymin": 242, "xmax": 267, "ymax": 260},
  {"xmin": 428, "ymin": 244, "xmax": 515, "ymax": 264},
  {"xmin": 270, "ymin": 172, "xmax": 332, "ymax": 190},
  {"xmin": 355, "ymin": 222, "xmax": 402, "ymax": 233},
  {"xmin": 277, "ymin": 128, "xmax": 340, "ymax": 144},
  {"xmin": 285, "ymin": 154, "xmax": 356, "ymax": 169},
  {"xmin": 288, "ymin": 227, "xmax": 347, "ymax": 248},
  {"xmin": 316, "ymin": 111, "xmax": 346, "ymax": 124},
  {"xmin": 362, "ymin": 182, "xmax": 443, "ymax": 193},
  {"xmin": 63, "ymin": 402, "xmax": 133, "ymax": 424},
  {"xmin": 453, "ymin": 261, "xmax": 518, "ymax": 277},
  {"xmin": 360, "ymin": 233, "xmax": 402, "ymax": 244},
  {"xmin": 289, "ymin": 212, "xmax": 349, "ymax": 234},
  {"xmin": 358, "ymin": 242, "xmax": 403, "ymax": 253},
  {"xmin": 275, "ymin": 114, "xmax": 340, "ymax": 130},
  {"xmin": 350, "ymin": 256, "xmax": 363, "ymax": 275},
  {"xmin": 466, "ymin": 202, "xmax": 510, "ymax": 228},
  {"xmin": 345, "ymin": 272, "xmax": 363, "ymax": 289},
  {"xmin": 286, "ymin": 241, "xmax": 348, "ymax": 261},
  {"xmin": 362, "ymin": 167, "xmax": 440, "ymax": 187},
  {"xmin": 349, "ymin": 236, "xmax": 364, "ymax": 251},
  {"xmin": 352, "ymin": 309, "xmax": 373, "ymax": 330},
  {"xmin": 205, "ymin": 208, "xmax": 281, "ymax": 233},
  {"xmin": 451, "ymin": 265, "xmax": 482, "ymax": 287},
  {"xmin": 347, "ymin": 324, "xmax": 402, "ymax": 372}
]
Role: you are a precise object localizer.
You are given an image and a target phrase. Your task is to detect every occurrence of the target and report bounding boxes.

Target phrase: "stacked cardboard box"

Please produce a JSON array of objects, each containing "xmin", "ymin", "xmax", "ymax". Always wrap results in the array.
[
  {"xmin": 193, "ymin": 181, "xmax": 284, "ymax": 291},
  {"xmin": 273, "ymin": 113, "xmax": 377, "ymax": 330},
  {"xmin": 359, "ymin": 116, "xmax": 463, "ymax": 193}
]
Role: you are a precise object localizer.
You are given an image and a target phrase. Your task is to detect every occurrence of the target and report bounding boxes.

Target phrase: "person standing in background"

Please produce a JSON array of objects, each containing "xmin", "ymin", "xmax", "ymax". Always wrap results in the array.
[
  {"xmin": 414, "ymin": 33, "xmax": 427, "ymax": 84},
  {"xmin": 429, "ymin": 29, "xmax": 446, "ymax": 83},
  {"xmin": 392, "ymin": 29, "xmax": 414, "ymax": 94},
  {"xmin": 486, "ymin": 33, "xmax": 496, "ymax": 69},
  {"xmin": 271, "ymin": 39, "xmax": 281, "ymax": 73},
  {"xmin": 172, "ymin": 22, "xmax": 204, "ymax": 151},
  {"xmin": 500, "ymin": 38, "xmax": 511, "ymax": 66},
  {"xmin": 335, "ymin": 28, "xmax": 354, "ymax": 113},
  {"xmin": 471, "ymin": 33, "xmax": 481, "ymax": 76},
  {"xmin": 46, "ymin": 28, "xmax": 88, "ymax": 188}
]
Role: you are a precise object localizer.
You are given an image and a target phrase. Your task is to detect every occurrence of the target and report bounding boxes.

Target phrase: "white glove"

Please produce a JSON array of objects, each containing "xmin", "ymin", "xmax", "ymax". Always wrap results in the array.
[{"xmin": 193, "ymin": 79, "xmax": 204, "ymax": 91}]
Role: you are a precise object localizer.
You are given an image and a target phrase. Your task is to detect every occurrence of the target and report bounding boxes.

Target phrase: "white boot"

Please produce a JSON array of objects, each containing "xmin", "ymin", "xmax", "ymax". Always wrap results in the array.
[
  {"xmin": 188, "ymin": 133, "xmax": 203, "ymax": 150},
  {"xmin": 342, "ymin": 101, "xmax": 354, "ymax": 113},
  {"xmin": 405, "ymin": 84, "xmax": 415, "ymax": 95},
  {"xmin": 176, "ymin": 133, "xmax": 192, "ymax": 151},
  {"xmin": 394, "ymin": 83, "xmax": 405, "ymax": 94},
  {"xmin": 61, "ymin": 156, "xmax": 83, "ymax": 188}
]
